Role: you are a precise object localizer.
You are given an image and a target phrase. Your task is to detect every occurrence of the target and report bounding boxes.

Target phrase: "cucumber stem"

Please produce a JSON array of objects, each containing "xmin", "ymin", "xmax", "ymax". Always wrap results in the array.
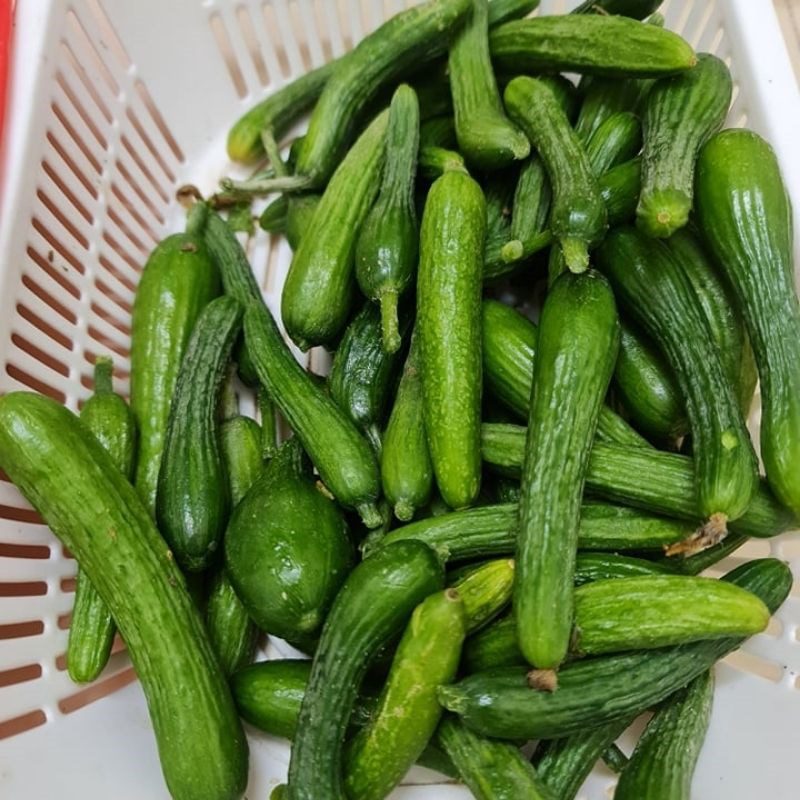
[
  {"xmin": 92, "ymin": 357, "xmax": 114, "ymax": 395},
  {"xmin": 185, "ymin": 200, "xmax": 208, "ymax": 236},
  {"xmin": 220, "ymin": 173, "xmax": 312, "ymax": 196},
  {"xmin": 357, "ymin": 501, "xmax": 384, "ymax": 529},
  {"xmin": 664, "ymin": 512, "xmax": 729, "ymax": 557},
  {"xmin": 501, "ymin": 239, "xmax": 524, "ymax": 263},
  {"xmin": 260, "ymin": 128, "xmax": 289, "ymax": 178},
  {"xmin": 379, "ymin": 290, "xmax": 402, "ymax": 354},
  {"xmin": 560, "ymin": 237, "xmax": 590, "ymax": 273},
  {"xmin": 527, "ymin": 668, "xmax": 558, "ymax": 692}
]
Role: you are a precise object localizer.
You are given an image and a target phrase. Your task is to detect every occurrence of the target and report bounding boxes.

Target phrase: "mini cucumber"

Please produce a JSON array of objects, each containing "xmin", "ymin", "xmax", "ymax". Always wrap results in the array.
[
  {"xmin": 381, "ymin": 334, "xmax": 433, "ymax": 521},
  {"xmin": 615, "ymin": 670, "xmax": 714, "ymax": 800},
  {"xmin": 355, "ymin": 85, "xmax": 420, "ymax": 352},
  {"xmin": 637, "ymin": 53, "xmax": 732, "ymax": 237},
  {"xmin": 345, "ymin": 589, "xmax": 466, "ymax": 800},
  {"xmin": 68, "ymin": 358, "xmax": 136, "ymax": 684},
  {"xmin": 417, "ymin": 169, "xmax": 486, "ymax": 509},
  {"xmin": 450, "ymin": 0, "xmax": 530, "ymax": 169},
  {"xmin": 259, "ymin": 194, "xmax": 289, "ymax": 234},
  {"xmin": 285, "ymin": 194, "xmax": 321, "ymax": 251},
  {"xmin": 450, "ymin": 559, "xmax": 515, "ymax": 633},
  {"xmin": 505, "ymin": 76, "xmax": 606, "ymax": 272}
]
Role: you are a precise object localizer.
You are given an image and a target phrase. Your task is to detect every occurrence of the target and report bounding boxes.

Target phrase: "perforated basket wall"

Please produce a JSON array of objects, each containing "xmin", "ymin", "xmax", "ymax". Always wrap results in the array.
[{"xmin": 0, "ymin": 1, "xmax": 799, "ymax": 797}]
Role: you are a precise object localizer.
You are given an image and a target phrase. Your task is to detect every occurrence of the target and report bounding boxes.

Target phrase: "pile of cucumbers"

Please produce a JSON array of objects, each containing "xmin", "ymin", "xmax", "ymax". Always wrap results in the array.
[{"xmin": 1, "ymin": 1, "xmax": 798, "ymax": 799}]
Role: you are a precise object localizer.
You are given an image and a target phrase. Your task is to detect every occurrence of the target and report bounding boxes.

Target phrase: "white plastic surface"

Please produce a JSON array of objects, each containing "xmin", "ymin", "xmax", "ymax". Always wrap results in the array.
[{"xmin": 0, "ymin": 1, "xmax": 799, "ymax": 797}]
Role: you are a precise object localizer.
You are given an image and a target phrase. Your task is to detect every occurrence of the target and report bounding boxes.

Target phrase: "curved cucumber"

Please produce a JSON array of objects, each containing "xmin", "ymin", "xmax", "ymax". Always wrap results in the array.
[{"xmin": 450, "ymin": 559, "xmax": 515, "ymax": 633}]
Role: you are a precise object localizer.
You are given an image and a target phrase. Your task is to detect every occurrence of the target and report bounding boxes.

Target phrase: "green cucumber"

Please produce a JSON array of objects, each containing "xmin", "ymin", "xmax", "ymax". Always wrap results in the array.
[
  {"xmin": 418, "ymin": 169, "xmax": 486, "ymax": 509},
  {"xmin": 131, "ymin": 225, "xmax": 220, "ymax": 516},
  {"xmin": 285, "ymin": 194, "xmax": 321, "ymax": 251},
  {"xmin": 355, "ymin": 85, "xmax": 419, "ymax": 352},
  {"xmin": 156, "ymin": 296, "xmax": 242, "ymax": 572},
  {"xmin": 463, "ymin": 614, "xmax": 524, "ymax": 673},
  {"xmin": 373, "ymin": 502, "xmax": 694, "ymax": 563},
  {"xmin": 695, "ymin": 129, "xmax": 800, "ymax": 517},
  {"xmin": 224, "ymin": 438, "xmax": 354, "ymax": 644},
  {"xmin": 438, "ymin": 558, "xmax": 791, "ymax": 741},
  {"xmin": 227, "ymin": 61, "xmax": 335, "ymax": 165},
  {"xmin": 291, "ymin": 0, "xmax": 471, "ymax": 188},
  {"xmin": 418, "ymin": 145, "xmax": 468, "ymax": 179},
  {"xmin": 615, "ymin": 320, "xmax": 687, "ymax": 440},
  {"xmin": 259, "ymin": 389, "xmax": 279, "ymax": 461},
  {"xmin": 615, "ymin": 670, "xmax": 713, "ymax": 800},
  {"xmin": 381, "ymin": 334, "xmax": 433, "ymax": 521},
  {"xmin": 450, "ymin": 0, "xmax": 529, "ymax": 169},
  {"xmin": 637, "ymin": 53, "xmax": 731, "ymax": 237},
  {"xmin": 259, "ymin": 194, "xmax": 289, "ymax": 234},
  {"xmin": 0, "ymin": 393, "xmax": 247, "ymax": 800},
  {"xmin": 282, "ymin": 110, "xmax": 388, "ymax": 350},
  {"xmin": 596, "ymin": 227, "xmax": 759, "ymax": 534},
  {"xmin": 488, "ymin": 0, "xmax": 540, "ymax": 26},
  {"xmin": 286, "ymin": 540, "xmax": 444, "ymax": 800},
  {"xmin": 68, "ymin": 358, "xmax": 136, "ymax": 683},
  {"xmin": 450, "ymin": 559, "xmax": 515, "ymax": 633},
  {"xmin": 436, "ymin": 715, "xmax": 554, "ymax": 800},
  {"xmin": 481, "ymin": 299, "xmax": 650, "ymax": 450},
  {"xmin": 490, "ymin": 16, "xmax": 695, "ymax": 77},
  {"xmin": 480, "ymin": 424, "xmax": 794, "ymax": 539},
  {"xmin": 329, "ymin": 301, "xmax": 405, "ymax": 450},
  {"xmin": 515, "ymin": 271, "xmax": 619, "ymax": 669},
  {"xmin": 574, "ymin": 78, "xmax": 642, "ymax": 143},
  {"xmin": 206, "ymin": 412, "xmax": 262, "ymax": 676},
  {"xmin": 505, "ymin": 76, "xmax": 606, "ymax": 271},
  {"xmin": 664, "ymin": 532, "xmax": 748, "ymax": 576},
  {"xmin": 243, "ymin": 299, "xmax": 381, "ymax": 526},
  {"xmin": 345, "ymin": 589, "xmax": 466, "ymax": 800},
  {"xmin": 572, "ymin": 552, "xmax": 674, "ymax": 585},
  {"xmin": 420, "ymin": 115, "xmax": 457, "ymax": 150}
]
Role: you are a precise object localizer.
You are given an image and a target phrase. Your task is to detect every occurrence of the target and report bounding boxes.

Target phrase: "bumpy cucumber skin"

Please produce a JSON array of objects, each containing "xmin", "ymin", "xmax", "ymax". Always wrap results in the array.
[
  {"xmin": 418, "ymin": 170, "xmax": 486, "ymax": 509},
  {"xmin": 505, "ymin": 76, "xmax": 606, "ymax": 272},
  {"xmin": 381, "ymin": 334, "xmax": 433, "ymax": 521},
  {"xmin": 480, "ymin": 424, "xmax": 794, "ymax": 539},
  {"xmin": 450, "ymin": 0, "xmax": 530, "ymax": 170},
  {"xmin": 574, "ymin": 77, "xmax": 642, "ymax": 143},
  {"xmin": 282, "ymin": 111, "xmax": 388, "ymax": 350},
  {"xmin": 156, "ymin": 297, "xmax": 243, "ymax": 572},
  {"xmin": 597, "ymin": 227, "xmax": 759, "ymax": 524},
  {"xmin": 615, "ymin": 670, "xmax": 714, "ymax": 800},
  {"xmin": 0, "ymin": 393, "xmax": 247, "ymax": 800},
  {"xmin": 450, "ymin": 559, "xmax": 515, "ymax": 633},
  {"xmin": 294, "ymin": 0, "xmax": 471, "ymax": 187},
  {"xmin": 637, "ymin": 53, "xmax": 732, "ymax": 237},
  {"xmin": 243, "ymin": 300, "xmax": 381, "ymax": 525},
  {"xmin": 286, "ymin": 540, "xmax": 444, "ymax": 800},
  {"xmin": 345, "ymin": 589, "xmax": 466, "ymax": 800},
  {"xmin": 355, "ymin": 85, "xmax": 419, "ymax": 352},
  {"xmin": 131, "ymin": 232, "xmax": 220, "ymax": 517},
  {"xmin": 439, "ymin": 559, "xmax": 791, "ymax": 741},
  {"xmin": 490, "ymin": 16, "xmax": 696, "ymax": 77},
  {"xmin": 696, "ymin": 129, "xmax": 800, "ymax": 517},
  {"xmin": 584, "ymin": 111, "xmax": 642, "ymax": 175},
  {"xmin": 599, "ymin": 157, "xmax": 641, "ymax": 225}
]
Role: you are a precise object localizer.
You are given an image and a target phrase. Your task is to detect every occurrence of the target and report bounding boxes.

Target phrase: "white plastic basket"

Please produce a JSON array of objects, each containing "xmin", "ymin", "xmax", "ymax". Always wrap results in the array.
[{"xmin": 1, "ymin": 1, "xmax": 799, "ymax": 797}]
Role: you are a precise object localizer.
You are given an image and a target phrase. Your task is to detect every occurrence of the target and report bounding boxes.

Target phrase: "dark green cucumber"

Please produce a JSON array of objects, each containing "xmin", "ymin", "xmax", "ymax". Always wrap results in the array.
[
  {"xmin": 227, "ymin": 61, "xmax": 336, "ymax": 165},
  {"xmin": 68, "ymin": 358, "xmax": 136, "ymax": 684},
  {"xmin": 463, "ymin": 614, "xmax": 524, "ymax": 672},
  {"xmin": 615, "ymin": 320, "xmax": 687, "ymax": 440},
  {"xmin": 515, "ymin": 270, "xmax": 620, "ymax": 669},
  {"xmin": 156, "ymin": 297, "xmax": 242, "ymax": 572},
  {"xmin": 282, "ymin": 110, "xmax": 388, "ymax": 349},
  {"xmin": 225, "ymin": 438, "xmax": 354, "ymax": 643},
  {"xmin": 285, "ymin": 194, "xmax": 321, "ymax": 251},
  {"xmin": 574, "ymin": 78, "xmax": 642, "ymax": 143},
  {"xmin": 664, "ymin": 531, "xmax": 748, "ymax": 576},
  {"xmin": 438, "ymin": 558, "xmax": 791, "ymax": 740},
  {"xmin": 131, "ymin": 226, "xmax": 220, "ymax": 516},
  {"xmin": 418, "ymin": 169, "xmax": 486, "ymax": 509},
  {"xmin": 536, "ymin": 718, "xmax": 633, "ymax": 800},
  {"xmin": 345, "ymin": 589, "xmax": 466, "ymax": 800},
  {"xmin": 481, "ymin": 299, "xmax": 650, "ymax": 450},
  {"xmin": 329, "ymin": 301, "xmax": 405, "ymax": 450},
  {"xmin": 373, "ymin": 502, "xmax": 695, "ymax": 563},
  {"xmin": 695, "ymin": 129, "xmax": 800, "ymax": 517},
  {"xmin": 450, "ymin": 0, "xmax": 529, "ymax": 169},
  {"xmin": 259, "ymin": 195, "xmax": 289, "ymax": 234},
  {"xmin": 243, "ymin": 299, "xmax": 381, "ymax": 526},
  {"xmin": 667, "ymin": 228, "xmax": 758, "ymax": 417},
  {"xmin": 572, "ymin": 0, "xmax": 662, "ymax": 17},
  {"xmin": 597, "ymin": 227, "xmax": 759, "ymax": 532},
  {"xmin": 572, "ymin": 552, "xmax": 674, "ymax": 585},
  {"xmin": 0, "ymin": 393, "xmax": 247, "ymax": 800},
  {"xmin": 381, "ymin": 334, "xmax": 433, "ymax": 521},
  {"xmin": 259, "ymin": 389, "xmax": 279, "ymax": 461},
  {"xmin": 488, "ymin": 0, "xmax": 540, "ymax": 26},
  {"xmin": 436, "ymin": 715, "xmax": 554, "ymax": 800},
  {"xmin": 286, "ymin": 540, "xmax": 444, "ymax": 800},
  {"xmin": 637, "ymin": 53, "xmax": 731, "ymax": 237},
  {"xmin": 615, "ymin": 670, "xmax": 713, "ymax": 800},
  {"xmin": 206, "ymin": 412, "xmax": 262, "ymax": 676},
  {"xmin": 355, "ymin": 84, "xmax": 419, "ymax": 352},
  {"xmin": 419, "ymin": 115, "xmax": 457, "ymax": 150},
  {"xmin": 505, "ymin": 76, "xmax": 606, "ymax": 272},
  {"xmin": 418, "ymin": 145, "xmax": 468, "ymax": 179},
  {"xmin": 481, "ymin": 424, "xmax": 794, "ymax": 538},
  {"xmin": 291, "ymin": 0, "xmax": 471, "ymax": 188},
  {"xmin": 450, "ymin": 559, "xmax": 515, "ymax": 633},
  {"xmin": 490, "ymin": 16, "xmax": 695, "ymax": 77}
]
